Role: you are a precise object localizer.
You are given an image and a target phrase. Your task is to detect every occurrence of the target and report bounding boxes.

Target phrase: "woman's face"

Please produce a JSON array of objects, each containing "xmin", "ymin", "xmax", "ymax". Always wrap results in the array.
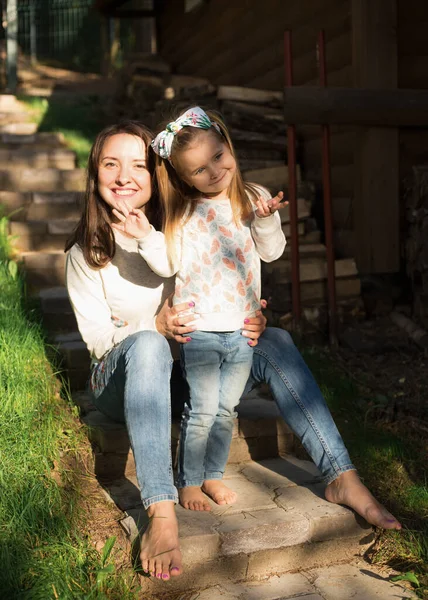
[{"xmin": 97, "ymin": 133, "xmax": 152, "ymax": 212}]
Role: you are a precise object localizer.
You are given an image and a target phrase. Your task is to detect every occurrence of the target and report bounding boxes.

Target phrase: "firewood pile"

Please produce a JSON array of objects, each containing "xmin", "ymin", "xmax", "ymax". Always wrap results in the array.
[
  {"xmin": 112, "ymin": 53, "xmax": 361, "ymax": 331},
  {"xmin": 406, "ymin": 166, "xmax": 428, "ymax": 329}
]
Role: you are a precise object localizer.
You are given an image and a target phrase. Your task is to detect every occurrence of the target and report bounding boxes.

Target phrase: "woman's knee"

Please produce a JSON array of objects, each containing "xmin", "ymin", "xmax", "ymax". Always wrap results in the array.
[
  {"xmin": 124, "ymin": 330, "xmax": 172, "ymax": 367},
  {"xmin": 259, "ymin": 327, "xmax": 295, "ymax": 352}
]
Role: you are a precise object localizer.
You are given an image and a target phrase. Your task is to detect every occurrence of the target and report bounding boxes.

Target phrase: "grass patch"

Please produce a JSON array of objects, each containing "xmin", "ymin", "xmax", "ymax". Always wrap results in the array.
[
  {"xmin": 0, "ymin": 213, "xmax": 141, "ymax": 599},
  {"xmin": 18, "ymin": 95, "xmax": 106, "ymax": 167},
  {"xmin": 302, "ymin": 345, "xmax": 428, "ymax": 598}
]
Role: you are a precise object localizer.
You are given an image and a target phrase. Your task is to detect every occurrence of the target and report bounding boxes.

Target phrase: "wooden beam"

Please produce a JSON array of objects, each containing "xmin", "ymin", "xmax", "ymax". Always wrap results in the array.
[
  {"xmin": 282, "ymin": 87, "xmax": 428, "ymax": 126},
  {"xmin": 352, "ymin": 0, "xmax": 399, "ymax": 274}
]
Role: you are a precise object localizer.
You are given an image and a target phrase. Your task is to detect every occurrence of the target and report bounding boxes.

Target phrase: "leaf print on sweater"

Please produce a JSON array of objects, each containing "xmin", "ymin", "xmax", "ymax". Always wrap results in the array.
[
  {"xmin": 219, "ymin": 226, "xmax": 232, "ymax": 238},
  {"xmin": 202, "ymin": 252, "xmax": 211, "ymax": 265},
  {"xmin": 236, "ymin": 248, "xmax": 246, "ymax": 263},
  {"xmin": 224, "ymin": 291, "xmax": 235, "ymax": 303},
  {"xmin": 237, "ymin": 281, "xmax": 246, "ymax": 296},
  {"xmin": 212, "ymin": 271, "xmax": 222, "ymax": 285},
  {"xmin": 210, "ymin": 238, "xmax": 220, "ymax": 254},
  {"xmin": 222, "ymin": 257, "xmax": 236, "ymax": 270},
  {"xmin": 203, "ymin": 283, "xmax": 211, "ymax": 296},
  {"xmin": 244, "ymin": 237, "xmax": 253, "ymax": 252},
  {"xmin": 207, "ymin": 208, "xmax": 216, "ymax": 222},
  {"xmin": 192, "ymin": 262, "xmax": 201, "ymax": 273},
  {"xmin": 246, "ymin": 271, "xmax": 253, "ymax": 286},
  {"xmin": 198, "ymin": 219, "xmax": 208, "ymax": 233}
]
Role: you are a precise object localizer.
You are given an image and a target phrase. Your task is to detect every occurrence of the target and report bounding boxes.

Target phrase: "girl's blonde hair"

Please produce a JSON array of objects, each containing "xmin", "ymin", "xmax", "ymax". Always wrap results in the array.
[{"xmin": 152, "ymin": 108, "xmax": 261, "ymax": 258}]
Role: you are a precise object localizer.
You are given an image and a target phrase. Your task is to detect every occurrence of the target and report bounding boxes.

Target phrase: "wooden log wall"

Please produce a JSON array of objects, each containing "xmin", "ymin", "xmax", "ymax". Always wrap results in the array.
[
  {"xmin": 398, "ymin": 0, "xmax": 428, "ymax": 183},
  {"xmin": 159, "ymin": 0, "xmax": 354, "ymax": 257}
]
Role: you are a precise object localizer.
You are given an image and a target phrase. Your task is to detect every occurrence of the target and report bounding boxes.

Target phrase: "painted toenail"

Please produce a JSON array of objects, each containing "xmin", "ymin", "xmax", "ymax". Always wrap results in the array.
[{"xmin": 162, "ymin": 574, "xmax": 169, "ymax": 579}]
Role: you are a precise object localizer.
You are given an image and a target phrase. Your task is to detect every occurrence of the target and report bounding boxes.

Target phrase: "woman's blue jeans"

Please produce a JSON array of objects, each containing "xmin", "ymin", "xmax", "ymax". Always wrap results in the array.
[
  {"xmin": 178, "ymin": 330, "xmax": 253, "ymax": 488},
  {"xmin": 90, "ymin": 327, "xmax": 355, "ymax": 509}
]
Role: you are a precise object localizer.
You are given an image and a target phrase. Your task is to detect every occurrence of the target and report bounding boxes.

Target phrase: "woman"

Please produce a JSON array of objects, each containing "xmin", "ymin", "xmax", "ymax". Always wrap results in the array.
[{"xmin": 65, "ymin": 121, "xmax": 400, "ymax": 583}]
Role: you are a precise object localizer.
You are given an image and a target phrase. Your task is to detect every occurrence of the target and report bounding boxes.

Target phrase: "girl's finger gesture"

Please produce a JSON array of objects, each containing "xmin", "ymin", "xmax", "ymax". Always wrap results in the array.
[
  {"xmin": 255, "ymin": 191, "xmax": 286, "ymax": 218},
  {"xmin": 111, "ymin": 200, "xmax": 151, "ymax": 239}
]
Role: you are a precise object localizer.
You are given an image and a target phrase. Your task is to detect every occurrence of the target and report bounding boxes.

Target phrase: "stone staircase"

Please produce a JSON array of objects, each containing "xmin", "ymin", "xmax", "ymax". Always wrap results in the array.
[{"xmin": 0, "ymin": 93, "xmax": 415, "ymax": 600}]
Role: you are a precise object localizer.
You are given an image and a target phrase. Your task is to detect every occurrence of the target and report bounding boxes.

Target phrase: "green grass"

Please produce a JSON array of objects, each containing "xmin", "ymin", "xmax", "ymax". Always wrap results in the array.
[
  {"xmin": 302, "ymin": 345, "xmax": 428, "ymax": 598},
  {"xmin": 19, "ymin": 95, "xmax": 106, "ymax": 167},
  {"xmin": 0, "ymin": 213, "xmax": 141, "ymax": 599}
]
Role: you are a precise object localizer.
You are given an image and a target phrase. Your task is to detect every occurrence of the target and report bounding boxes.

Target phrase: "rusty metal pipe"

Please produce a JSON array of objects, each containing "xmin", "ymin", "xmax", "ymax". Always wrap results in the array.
[
  {"xmin": 318, "ymin": 29, "xmax": 338, "ymax": 345},
  {"xmin": 284, "ymin": 30, "xmax": 301, "ymax": 323}
]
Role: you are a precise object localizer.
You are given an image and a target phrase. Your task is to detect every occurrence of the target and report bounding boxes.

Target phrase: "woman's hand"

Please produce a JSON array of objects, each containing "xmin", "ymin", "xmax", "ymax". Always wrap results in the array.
[
  {"xmin": 156, "ymin": 297, "xmax": 198, "ymax": 343},
  {"xmin": 255, "ymin": 191, "xmax": 286, "ymax": 218},
  {"xmin": 111, "ymin": 199, "xmax": 151, "ymax": 239},
  {"xmin": 242, "ymin": 299, "xmax": 267, "ymax": 346}
]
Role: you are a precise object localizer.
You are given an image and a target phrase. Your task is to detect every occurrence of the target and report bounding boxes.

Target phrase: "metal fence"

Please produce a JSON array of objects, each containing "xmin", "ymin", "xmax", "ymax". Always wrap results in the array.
[{"xmin": 17, "ymin": 0, "xmax": 102, "ymax": 73}]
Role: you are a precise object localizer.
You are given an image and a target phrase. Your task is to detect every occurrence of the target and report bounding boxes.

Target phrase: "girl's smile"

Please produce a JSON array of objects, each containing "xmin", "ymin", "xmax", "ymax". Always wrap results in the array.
[{"xmin": 174, "ymin": 129, "xmax": 236, "ymax": 199}]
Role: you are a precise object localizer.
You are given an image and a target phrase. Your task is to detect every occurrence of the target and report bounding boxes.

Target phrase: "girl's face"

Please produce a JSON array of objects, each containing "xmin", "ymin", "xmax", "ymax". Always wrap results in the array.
[
  {"xmin": 174, "ymin": 129, "xmax": 236, "ymax": 199},
  {"xmin": 97, "ymin": 133, "xmax": 152, "ymax": 212}
]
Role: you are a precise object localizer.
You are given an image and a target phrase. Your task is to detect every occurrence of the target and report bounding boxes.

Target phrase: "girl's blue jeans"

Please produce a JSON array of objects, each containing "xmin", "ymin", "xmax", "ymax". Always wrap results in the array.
[
  {"xmin": 90, "ymin": 327, "xmax": 355, "ymax": 509},
  {"xmin": 177, "ymin": 330, "xmax": 253, "ymax": 488}
]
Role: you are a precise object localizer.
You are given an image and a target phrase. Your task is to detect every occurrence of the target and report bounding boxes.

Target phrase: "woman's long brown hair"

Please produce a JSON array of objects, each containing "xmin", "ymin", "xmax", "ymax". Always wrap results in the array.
[
  {"xmin": 152, "ymin": 108, "xmax": 261, "ymax": 261},
  {"xmin": 65, "ymin": 121, "xmax": 160, "ymax": 268}
]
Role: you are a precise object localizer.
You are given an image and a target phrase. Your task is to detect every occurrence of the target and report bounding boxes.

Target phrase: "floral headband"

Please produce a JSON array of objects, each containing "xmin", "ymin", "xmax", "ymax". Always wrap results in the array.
[{"xmin": 151, "ymin": 106, "xmax": 221, "ymax": 159}]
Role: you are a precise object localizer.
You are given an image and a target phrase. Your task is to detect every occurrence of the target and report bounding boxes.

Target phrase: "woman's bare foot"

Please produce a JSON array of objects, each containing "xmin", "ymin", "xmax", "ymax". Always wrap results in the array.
[
  {"xmin": 325, "ymin": 470, "xmax": 401, "ymax": 530},
  {"xmin": 140, "ymin": 501, "xmax": 182, "ymax": 581},
  {"xmin": 179, "ymin": 486, "xmax": 212, "ymax": 511},
  {"xmin": 202, "ymin": 480, "xmax": 238, "ymax": 506}
]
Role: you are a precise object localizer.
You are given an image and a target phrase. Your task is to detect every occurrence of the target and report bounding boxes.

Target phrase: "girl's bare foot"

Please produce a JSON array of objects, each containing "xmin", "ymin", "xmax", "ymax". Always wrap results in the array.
[
  {"xmin": 179, "ymin": 486, "xmax": 212, "ymax": 511},
  {"xmin": 202, "ymin": 480, "xmax": 237, "ymax": 506},
  {"xmin": 140, "ymin": 501, "xmax": 182, "ymax": 581},
  {"xmin": 325, "ymin": 470, "xmax": 401, "ymax": 530}
]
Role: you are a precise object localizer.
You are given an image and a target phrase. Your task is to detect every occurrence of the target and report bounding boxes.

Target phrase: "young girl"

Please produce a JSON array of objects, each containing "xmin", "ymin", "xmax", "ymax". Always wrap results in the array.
[{"xmin": 112, "ymin": 107, "xmax": 286, "ymax": 511}]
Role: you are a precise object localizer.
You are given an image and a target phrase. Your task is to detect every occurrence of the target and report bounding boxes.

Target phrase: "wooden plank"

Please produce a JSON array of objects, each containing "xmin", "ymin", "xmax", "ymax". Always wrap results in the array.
[
  {"xmin": 303, "ymin": 130, "xmax": 355, "ymax": 166},
  {"xmin": 218, "ymin": 86, "xmax": 283, "ymax": 105},
  {"xmin": 274, "ymin": 257, "xmax": 358, "ymax": 285},
  {"xmin": 352, "ymin": 0, "xmax": 399, "ymax": 274},
  {"xmin": 279, "ymin": 87, "xmax": 428, "ymax": 126}
]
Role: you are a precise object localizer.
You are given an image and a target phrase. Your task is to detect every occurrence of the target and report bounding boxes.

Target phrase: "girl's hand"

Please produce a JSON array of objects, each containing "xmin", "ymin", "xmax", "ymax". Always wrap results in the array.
[
  {"xmin": 255, "ymin": 191, "xmax": 286, "ymax": 218},
  {"xmin": 111, "ymin": 199, "xmax": 151, "ymax": 239},
  {"xmin": 155, "ymin": 297, "xmax": 199, "ymax": 343},
  {"xmin": 242, "ymin": 299, "xmax": 267, "ymax": 346}
]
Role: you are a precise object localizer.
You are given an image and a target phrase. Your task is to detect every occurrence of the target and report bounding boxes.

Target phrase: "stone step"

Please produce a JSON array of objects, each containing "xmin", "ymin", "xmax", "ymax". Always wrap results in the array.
[
  {"xmin": 1, "ymin": 191, "xmax": 81, "ymax": 221},
  {"xmin": 0, "ymin": 122, "xmax": 38, "ymax": 135},
  {"xmin": 0, "ymin": 111, "xmax": 32, "ymax": 126},
  {"xmin": 115, "ymin": 454, "xmax": 373, "ymax": 594},
  {"xmin": 0, "ymin": 131, "xmax": 65, "ymax": 148},
  {"xmin": 38, "ymin": 287, "xmax": 77, "ymax": 333},
  {"xmin": 0, "ymin": 94, "xmax": 26, "ymax": 113},
  {"xmin": 144, "ymin": 562, "xmax": 416, "ymax": 599},
  {"xmin": 0, "ymin": 148, "xmax": 76, "ymax": 169},
  {"xmin": 77, "ymin": 391, "xmax": 297, "ymax": 481},
  {"xmin": 270, "ymin": 278, "xmax": 361, "ymax": 312},
  {"xmin": 20, "ymin": 250, "xmax": 66, "ymax": 289},
  {"xmin": 10, "ymin": 220, "xmax": 75, "ymax": 251},
  {"xmin": 0, "ymin": 168, "xmax": 85, "ymax": 192}
]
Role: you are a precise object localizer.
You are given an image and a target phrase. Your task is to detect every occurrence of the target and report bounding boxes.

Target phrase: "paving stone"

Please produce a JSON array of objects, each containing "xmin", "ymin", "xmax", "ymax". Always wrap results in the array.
[
  {"xmin": 308, "ymin": 563, "xmax": 417, "ymax": 599},
  {"xmin": 241, "ymin": 456, "xmax": 322, "ymax": 490},
  {"xmin": 222, "ymin": 572, "xmax": 314, "ymax": 599},
  {"xmin": 209, "ymin": 476, "xmax": 276, "ymax": 516},
  {"xmin": 246, "ymin": 536, "xmax": 372, "ymax": 580},
  {"xmin": 47, "ymin": 219, "xmax": 77, "ymax": 234},
  {"xmin": 0, "ymin": 122, "xmax": 38, "ymax": 134},
  {"xmin": 217, "ymin": 508, "xmax": 309, "ymax": 555},
  {"xmin": 275, "ymin": 484, "xmax": 371, "ymax": 542}
]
